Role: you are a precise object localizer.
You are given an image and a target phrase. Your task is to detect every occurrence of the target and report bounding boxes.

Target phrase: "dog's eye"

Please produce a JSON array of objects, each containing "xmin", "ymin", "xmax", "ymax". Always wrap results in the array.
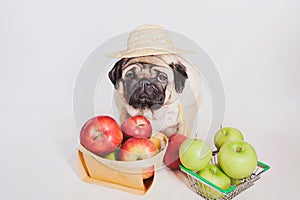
[
  {"xmin": 125, "ymin": 71, "xmax": 134, "ymax": 79},
  {"xmin": 157, "ymin": 73, "xmax": 167, "ymax": 82}
]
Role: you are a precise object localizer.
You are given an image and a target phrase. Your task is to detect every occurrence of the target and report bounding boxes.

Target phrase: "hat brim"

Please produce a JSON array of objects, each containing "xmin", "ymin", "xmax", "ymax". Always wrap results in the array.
[{"xmin": 108, "ymin": 47, "xmax": 193, "ymax": 58}]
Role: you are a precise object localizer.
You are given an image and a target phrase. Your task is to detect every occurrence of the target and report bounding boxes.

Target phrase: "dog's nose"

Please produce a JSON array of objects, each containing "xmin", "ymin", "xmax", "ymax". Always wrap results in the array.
[{"xmin": 139, "ymin": 79, "xmax": 151, "ymax": 88}]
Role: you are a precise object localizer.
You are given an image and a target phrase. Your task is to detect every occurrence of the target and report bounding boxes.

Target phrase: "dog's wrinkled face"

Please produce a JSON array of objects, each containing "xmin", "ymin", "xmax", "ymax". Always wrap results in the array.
[
  {"xmin": 108, "ymin": 56, "xmax": 188, "ymax": 112},
  {"xmin": 123, "ymin": 63, "xmax": 167, "ymax": 110}
]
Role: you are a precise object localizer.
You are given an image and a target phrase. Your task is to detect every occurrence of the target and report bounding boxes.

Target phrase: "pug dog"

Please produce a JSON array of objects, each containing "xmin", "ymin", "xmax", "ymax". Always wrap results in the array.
[{"xmin": 108, "ymin": 54, "xmax": 200, "ymax": 137}]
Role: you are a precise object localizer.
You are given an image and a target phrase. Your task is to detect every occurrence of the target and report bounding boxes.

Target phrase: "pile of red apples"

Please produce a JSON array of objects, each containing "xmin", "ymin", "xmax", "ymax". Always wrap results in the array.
[{"xmin": 80, "ymin": 115, "xmax": 159, "ymax": 179}]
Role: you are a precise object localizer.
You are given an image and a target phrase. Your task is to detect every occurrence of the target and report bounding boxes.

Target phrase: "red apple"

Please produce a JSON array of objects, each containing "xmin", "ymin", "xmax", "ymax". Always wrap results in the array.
[
  {"xmin": 121, "ymin": 115, "xmax": 152, "ymax": 140},
  {"xmin": 120, "ymin": 137, "xmax": 158, "ymax": 160},
  {"xmin": 80, "ymin": 116, "xmax": 123, "ymax": 156},
  {"xmin": 163, "ymin": 134, "xmax": 187, "ymax": 170},
  {"xmin": 142, "ymin": 166, "xmax": 155, "ymax": 179},
  {"xmin": 120, "ymin": 137, "xmax": 158, "ymax": 179}
]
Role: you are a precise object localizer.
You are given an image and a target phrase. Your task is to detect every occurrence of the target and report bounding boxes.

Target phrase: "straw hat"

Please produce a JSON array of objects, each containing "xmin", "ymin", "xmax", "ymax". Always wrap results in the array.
[{"xmin": 109, "ymin": 24, "xmax": 192, "ymax": 58}]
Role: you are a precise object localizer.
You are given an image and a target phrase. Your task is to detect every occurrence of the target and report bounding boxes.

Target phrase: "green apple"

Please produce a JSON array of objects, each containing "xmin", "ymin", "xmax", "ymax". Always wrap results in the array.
[
  {"xmin": 198, "ymin": 164, "xmax": 231, "ymax": 190},
  {"xmin": 179, "ymin": 138, "xmax": 212, "ymax": 171},
  {"xmin": 103, "ymin": 145, "xmax": 121, "ymax": 160},
  {"xmin": 218, "ymin": 140, "xmax": 257, "ymax": 179},
  {"xmin": 214, "ymin": 127, "xmax": 244, "ymax": 149},
  {"xmin": 198, "ymin": 164, "xmax": 231, "ymax": 198},
  {"xmin": 104, "ymin": 150, "xmax": 117, "ymax": 160}
]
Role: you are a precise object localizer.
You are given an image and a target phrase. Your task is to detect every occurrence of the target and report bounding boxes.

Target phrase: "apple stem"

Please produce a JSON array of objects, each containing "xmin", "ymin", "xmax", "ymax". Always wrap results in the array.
[
  {"xmin": 220, "ymin": 125, "xmax": 226, "ymax": 136},
  {"xmin": 93, "ymin": 135, "xmax": 99, "ymax": 140},
  {"xmin": 137, "ymin": 156, "xmax": 143, "ymax": 160},
  {"xmin": 236, "ymin": 147, "xmax": 245, "ymax": 152},
  {"xmin": 136, "ymin": 120, "xmax": 146, "ymax": 128},
  {"xmin": 93, "ymin": 130, "xmax": 104, "ymax": 140},
  {"xmin": 137, "ymin": 124, "xmax": 145, "ymax": 128},
  {"xmin": 212, "ymin": 167, "xmax": 217, "ymax": 174}
]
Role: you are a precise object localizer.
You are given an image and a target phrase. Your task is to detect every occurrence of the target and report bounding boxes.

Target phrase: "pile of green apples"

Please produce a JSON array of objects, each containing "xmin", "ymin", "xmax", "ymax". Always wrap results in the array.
[{"xmin": 179, "ymin": 127, "xmax": 258, "ymax": 191}]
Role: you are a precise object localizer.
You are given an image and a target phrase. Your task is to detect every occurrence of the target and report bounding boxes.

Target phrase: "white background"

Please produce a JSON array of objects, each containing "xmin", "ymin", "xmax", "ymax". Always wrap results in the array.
[{"xmin": 1, "ymin": 0, "xmax": 299, "ymax": 199}]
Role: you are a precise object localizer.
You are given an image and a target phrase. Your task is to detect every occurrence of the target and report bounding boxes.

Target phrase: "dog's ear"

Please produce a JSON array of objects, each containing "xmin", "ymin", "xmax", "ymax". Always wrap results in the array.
[
  {"xmin": 170, "ymin": 62, "xmax": 188, "ymax": 93},
  {"xmin": 108, "ymin": 58, "xmax": 128, "ymax": 89}
]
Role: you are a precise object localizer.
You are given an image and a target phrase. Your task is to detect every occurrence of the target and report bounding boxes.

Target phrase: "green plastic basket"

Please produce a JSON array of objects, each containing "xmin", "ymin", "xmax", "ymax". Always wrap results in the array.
[{"xmin": 180, "ymin": 151, "xmax": 270, "ymax": 200}]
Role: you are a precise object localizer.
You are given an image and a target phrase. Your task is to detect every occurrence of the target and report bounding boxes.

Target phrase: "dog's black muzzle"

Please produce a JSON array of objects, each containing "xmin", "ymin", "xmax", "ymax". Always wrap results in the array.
[{"xmin": 128, "ymin": 79, "xmax": 165, "ymax": 110}]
